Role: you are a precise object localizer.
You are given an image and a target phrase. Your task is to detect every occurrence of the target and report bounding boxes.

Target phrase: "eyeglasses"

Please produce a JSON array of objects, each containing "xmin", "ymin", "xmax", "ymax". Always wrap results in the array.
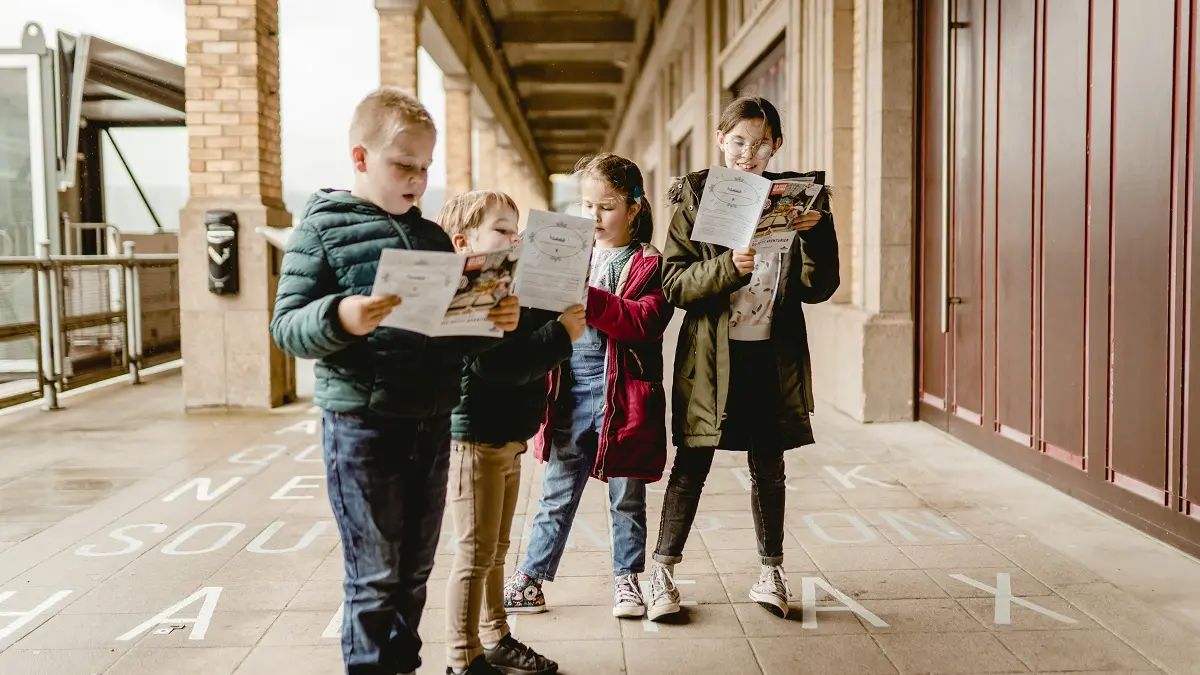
[{"xmin": 725, "ymin": 137, "xmax": 776, "ymax": 160}]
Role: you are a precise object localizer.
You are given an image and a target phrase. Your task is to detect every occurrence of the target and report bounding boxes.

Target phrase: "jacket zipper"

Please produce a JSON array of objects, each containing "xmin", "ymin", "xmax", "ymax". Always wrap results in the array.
[{"xmin": 384, "ymin": 215, "xmax": 437, "ymax": 416}]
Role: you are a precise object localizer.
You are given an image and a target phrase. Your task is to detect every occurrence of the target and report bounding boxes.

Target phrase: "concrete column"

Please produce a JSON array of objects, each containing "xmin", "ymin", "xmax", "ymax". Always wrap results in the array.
[
  {"xmin": 830, "ymin": 0, "xmax": 855, "ymax": 305},
  {"xmin": 801, "ymin": 0, "xmax": 915, "ymax": 423},
  {"xmin": 179, "ymin": 0, "xmax": 293, "ymax": 410},
  {"xmin": 377, "ymin": 0, "xmax": 420, "ymax": 95},
  {"xmin": 496, "ymin": 134, "xmax": 516, "ymax": 198},
  {"xmin": 862, "ymin": 0, "xmax": 914, "ymax": 318},
  {"xmin": 475, "ymin": 115, "xmax": 498, "ymax": 190},
  {"xmin": 513, "ymin": 165, "xmax": 529, "ymax": 230},
  {"xmin": 443, "ymin": 74, "xmax": 473, "ymax": 200}
]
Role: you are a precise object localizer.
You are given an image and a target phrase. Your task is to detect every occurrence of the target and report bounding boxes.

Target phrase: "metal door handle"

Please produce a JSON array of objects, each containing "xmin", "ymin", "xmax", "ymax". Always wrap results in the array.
[
  {"xmin": 940, "ymin": 5, "xmax": 969, "ymax": 333},
  {"xmin": 940, "ymin": 1, "xmax": 954, "ymax": 333}
]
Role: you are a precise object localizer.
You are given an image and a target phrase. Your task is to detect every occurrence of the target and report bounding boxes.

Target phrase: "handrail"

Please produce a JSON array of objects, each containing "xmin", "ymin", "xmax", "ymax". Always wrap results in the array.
[
  {"xmin": 0, "ymin": 253, "xmax": 179, "ymax": 266},
  {"xmin": 0, "ymin": 240, "xmax": 181, "ymax": 411}
]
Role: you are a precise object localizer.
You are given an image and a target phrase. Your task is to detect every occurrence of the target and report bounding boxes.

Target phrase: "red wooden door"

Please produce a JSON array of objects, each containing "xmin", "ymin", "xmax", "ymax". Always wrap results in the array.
[{"xmin": 918, "ymin": 0, "xmax": 1200, "ymax": 553}]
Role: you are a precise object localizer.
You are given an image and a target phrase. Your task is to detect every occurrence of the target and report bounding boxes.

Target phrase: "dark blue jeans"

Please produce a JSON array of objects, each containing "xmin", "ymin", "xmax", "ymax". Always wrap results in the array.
[{"xmin": 323, "ymin": 410, "xmax": 451, "ymax": 675}]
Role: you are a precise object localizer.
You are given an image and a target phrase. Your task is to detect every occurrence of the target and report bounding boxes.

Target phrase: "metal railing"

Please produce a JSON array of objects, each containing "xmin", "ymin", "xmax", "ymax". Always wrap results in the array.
[{"xmin": 0, "ymin": 241, "xmax": 180, "ymax": 411}]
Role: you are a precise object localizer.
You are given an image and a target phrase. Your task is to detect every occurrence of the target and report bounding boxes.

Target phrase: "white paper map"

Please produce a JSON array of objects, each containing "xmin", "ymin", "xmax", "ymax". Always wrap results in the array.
[
  {"xmin": 690, "ymin": 165, "xmax": 773, "ymax": 250},
  {"xmin": 512, "ymin": 209, "xmax": 596, "ymax": 313},
  {"xmin": 691, "ymin": 165, "xmax": 824, "ymax": 250},
  {"xmin": 371, "ymin": 246, "xmax": 518, "ymax": 337}
]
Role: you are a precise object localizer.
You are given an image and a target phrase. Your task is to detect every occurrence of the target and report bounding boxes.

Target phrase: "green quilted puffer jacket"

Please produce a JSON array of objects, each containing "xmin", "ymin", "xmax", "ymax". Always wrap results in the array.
[{"xmin": 270, "ymin": 189, "xmax": 495, "ymax": 419}]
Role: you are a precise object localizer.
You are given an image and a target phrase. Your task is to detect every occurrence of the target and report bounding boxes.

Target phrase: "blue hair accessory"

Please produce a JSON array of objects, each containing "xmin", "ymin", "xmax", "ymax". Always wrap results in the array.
[{"xmin": 632, "ymin": 184, "xmax": 643, "ymax": 200}]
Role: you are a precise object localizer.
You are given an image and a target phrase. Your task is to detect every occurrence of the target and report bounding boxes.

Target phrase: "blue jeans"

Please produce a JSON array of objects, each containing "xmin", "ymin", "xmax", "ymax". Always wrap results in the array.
[
  {"xmin": 519, "ymin": 340, "xmax": 648, "ymax": 581},
  {"xmin": 323, "ymin": 410, "xmax": 450, "ymax": 675}
]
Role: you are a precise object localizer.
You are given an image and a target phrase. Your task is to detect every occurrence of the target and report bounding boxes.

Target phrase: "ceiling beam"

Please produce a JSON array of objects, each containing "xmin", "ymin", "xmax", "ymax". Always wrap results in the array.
[
  {"xmin": 418, "ymin": 4, "xmax": 549, "ymax": 187},
  {"xmin": 527, "ymin": 117, "xmax": 610, "ymax": 132},
  {"xmin": 522, "ymin": 92, "xmax": 616, "ymax": 111},
  {"xmin": 544, "ymin": 153, "xmax": 595, "ymax": 166},
  {"xmin": 541, "ymin": 146, "xmax": 604, "ymax": 159},
  {"xmin": 533, "ymin": 130, "xmax": 608, "ymax": 143},
  {"xmin": 497, "ymin": 12, "xmax": 635, "ymax": 44},
  {"xmin": 511, "ymin": 62, "xmax": 625, "ymax": 84}
]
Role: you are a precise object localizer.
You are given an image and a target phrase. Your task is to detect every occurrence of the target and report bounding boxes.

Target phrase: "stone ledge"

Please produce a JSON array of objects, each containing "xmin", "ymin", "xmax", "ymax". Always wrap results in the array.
[{"xmin": 806, "ymin": 301, "xmax": 914, "ymax": 423}]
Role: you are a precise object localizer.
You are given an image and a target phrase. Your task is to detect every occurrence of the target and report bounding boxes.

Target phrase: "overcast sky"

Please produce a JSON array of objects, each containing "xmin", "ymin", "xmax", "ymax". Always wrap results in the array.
[{"xmin": 0, "ymin": 0, "xmax": 449, "ymax": 197}]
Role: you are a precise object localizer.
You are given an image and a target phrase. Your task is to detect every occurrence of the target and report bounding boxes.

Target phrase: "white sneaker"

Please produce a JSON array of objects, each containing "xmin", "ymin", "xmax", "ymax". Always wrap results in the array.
[
  {"xmin": 612, "ymin": 573, "xmax": 646, "ymax": 618},
  {"xmin": 646, "ymin": 564, "xmax": 682, "ymax": 621},
  {"xmin": 749, "ymin": 564, "xmax": 791, "ymax": 617}
]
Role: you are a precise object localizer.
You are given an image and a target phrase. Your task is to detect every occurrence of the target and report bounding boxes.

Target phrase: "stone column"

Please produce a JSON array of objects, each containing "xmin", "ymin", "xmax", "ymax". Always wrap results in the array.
[
  {"xmin": 861, "ymin": 0, "xmax": 914, "ymax": 319},
  {"xmin": 514, "ymin": 164, "xmax": 531, "ymax": 230},
  {"xmin": 179, "ymin": 0, "xmax": 293, "ymax": 410},
  {"xmin": 495, "ymin": 134, "xmax": 516, "ymax": 199},
  {"xmin": 443, "ymin": 75, "xmax": 473, "ymax": 200},
  {"xmin": 377, "ymin": 0, "xmax": 420, "ymax": 95},
  {"xmin": 475, "ymin": 115, "xmax": 498, "ymax": 190},
  {"xmin": 804, "ymin": 0, "xmax": 915, "ymax": 423}
]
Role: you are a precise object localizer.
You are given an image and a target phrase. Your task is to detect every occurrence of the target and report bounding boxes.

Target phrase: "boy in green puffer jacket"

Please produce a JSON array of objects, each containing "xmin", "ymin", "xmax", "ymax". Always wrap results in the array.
[
  {"xmin": 268, "ymin": 88, "xmax": 520, "ymax": 675},
  {"xmin": 438, "ymin": 190, "xmax": 584, "ymax": 675}
]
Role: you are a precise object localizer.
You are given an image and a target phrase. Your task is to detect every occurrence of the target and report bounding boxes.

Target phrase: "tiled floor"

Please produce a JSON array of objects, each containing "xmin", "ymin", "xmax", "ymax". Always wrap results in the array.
[{"xmin": 1, "ymin": 373, "xmax": 1200, "ymax": 674}]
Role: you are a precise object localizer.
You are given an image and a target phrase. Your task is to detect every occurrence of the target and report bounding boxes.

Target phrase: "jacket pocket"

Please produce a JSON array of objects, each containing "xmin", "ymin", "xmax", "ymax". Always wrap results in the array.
[
  {"xmin": 618, "ymin": 381, "xmax": 666, "ymax": 445},
  {"xmin": 674, "ymin": 318, "xmax": 699, "ymax": 379},
  {"xmin": 610, "ymin": 380, "xmax": 668, "ymax": 477}
]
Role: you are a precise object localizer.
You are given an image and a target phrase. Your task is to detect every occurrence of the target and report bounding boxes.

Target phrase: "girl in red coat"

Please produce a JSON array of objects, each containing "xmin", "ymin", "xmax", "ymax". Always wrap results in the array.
[{"xmin": 503, "ymin": 153, "xmax": 674, "ymax": 620}]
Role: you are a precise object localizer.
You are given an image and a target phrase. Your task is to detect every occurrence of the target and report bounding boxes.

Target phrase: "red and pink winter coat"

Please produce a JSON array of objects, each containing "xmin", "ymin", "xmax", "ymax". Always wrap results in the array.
[{"xmin": 532, "ymin": 243, "xmax": 674, "ymax": 482}]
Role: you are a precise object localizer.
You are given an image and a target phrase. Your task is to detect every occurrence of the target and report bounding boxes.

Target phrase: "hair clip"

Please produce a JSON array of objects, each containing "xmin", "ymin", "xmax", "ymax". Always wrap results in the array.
[{"xmin": 632, "ymin": 184, "xmax": 644, "ymax": 200}]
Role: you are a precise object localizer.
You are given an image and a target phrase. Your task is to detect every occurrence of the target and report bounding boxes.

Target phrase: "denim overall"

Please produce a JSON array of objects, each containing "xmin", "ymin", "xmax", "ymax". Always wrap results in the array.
[{"xmin": 519, "ymin": 245, "xmax": 647, "ymax": 581}]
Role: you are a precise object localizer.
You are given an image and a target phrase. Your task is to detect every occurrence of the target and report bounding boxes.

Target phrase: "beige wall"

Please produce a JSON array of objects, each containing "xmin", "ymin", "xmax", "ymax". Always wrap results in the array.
[{"xmin": 611, "ymin": 0, "xmax": 917, "ymax": 423}]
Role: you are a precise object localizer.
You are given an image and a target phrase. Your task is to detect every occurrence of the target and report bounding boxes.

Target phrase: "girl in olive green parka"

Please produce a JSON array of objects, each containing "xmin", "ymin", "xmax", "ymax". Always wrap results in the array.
[{"xmin": 644, "ymin": 96, "xmax": 840, "ymax": 622}]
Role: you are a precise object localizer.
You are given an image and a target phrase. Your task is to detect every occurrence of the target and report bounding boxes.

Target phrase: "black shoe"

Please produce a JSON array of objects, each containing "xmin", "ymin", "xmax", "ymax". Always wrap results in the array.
[
  {"xmin": 448, "ymin": 655, "xmax": 504, "ymax": 674},
  {"xmin": 483, "ymin": 635, "xmax": 559, "ymax": 675}
]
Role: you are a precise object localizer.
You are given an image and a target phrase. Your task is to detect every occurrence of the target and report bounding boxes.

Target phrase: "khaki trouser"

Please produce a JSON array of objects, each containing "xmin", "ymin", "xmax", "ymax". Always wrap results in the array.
[{"xmin": 445, "ymin": 440, "xmax": 524, "ymax": 669}]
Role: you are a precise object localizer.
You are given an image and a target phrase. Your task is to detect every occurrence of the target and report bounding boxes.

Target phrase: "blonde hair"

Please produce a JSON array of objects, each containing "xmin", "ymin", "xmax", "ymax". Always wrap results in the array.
[
  {"xmin": 438, "ymin": 190, "xmax": 519, "ymax": 238},
  {"xmin": 349, "ymin": 87, "xmax": 436, "ymax": 150}
]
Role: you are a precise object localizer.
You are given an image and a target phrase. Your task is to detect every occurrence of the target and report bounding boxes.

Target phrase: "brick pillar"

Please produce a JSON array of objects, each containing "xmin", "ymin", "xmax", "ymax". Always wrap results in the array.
[
  {"xmin": 475, "ymin": 115, "xmax": 498, "ymax": 190},
  {"xmin": 179, "ymin": 0, "xmax": 293, "ymax": 410},
  {"xmin": 377, "ymin": 0, "xmax": 419, "ymax": 95},
  {"xmin": 443, "ymin": 74, "xmax": 473, "ymax": 200}
]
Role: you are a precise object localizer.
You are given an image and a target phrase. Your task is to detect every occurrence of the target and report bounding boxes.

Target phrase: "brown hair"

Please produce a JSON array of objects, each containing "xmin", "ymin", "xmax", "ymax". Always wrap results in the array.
[
  {"xmin": 349, "ymin": 86, "xmax": 436, "ymax": 150},
  {"xmin": 437, "ymin": 190, "xmax": 519, "ymax": 238},
  {"xmin": 718, "ymin": 96, "xmax": 783, "ymax": 143},
  {"xmin": 573, "ymin": 152, "xmax": 654, "ymax": 244}
]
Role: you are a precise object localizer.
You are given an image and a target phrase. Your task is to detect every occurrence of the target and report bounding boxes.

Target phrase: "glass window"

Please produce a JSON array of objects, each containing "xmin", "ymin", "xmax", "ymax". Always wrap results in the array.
[
  {"xmin": 100, "ymin": 127, "xmax": 188, "ymax": 235},
  {"xmin": 0, "ymin": 66, "xmax": 36, "ymax": 257},
  {"xmin": 673, "ymin": 132, "xmax": 692, "ymax": 177},
  {"xmin": 730, "ymin": 38, "xmax": 788, "ymax": 173}
]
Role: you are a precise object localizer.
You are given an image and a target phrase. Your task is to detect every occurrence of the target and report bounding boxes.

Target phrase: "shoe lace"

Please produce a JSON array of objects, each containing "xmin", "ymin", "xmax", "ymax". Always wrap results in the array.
[
  {"xmin": 500, "ymin": 635, "xmax": 534, "ymax": 658},
  {"xmin": 760, "ymin": 565, "xmax": 791, "ymax": 599},
  {"xmin": 651, "ymin": 565, "xmax": 677, "ymax": 597},
  {"xmin": 615, "ymin": 574, "xmax": 643, "ymax": 604}
]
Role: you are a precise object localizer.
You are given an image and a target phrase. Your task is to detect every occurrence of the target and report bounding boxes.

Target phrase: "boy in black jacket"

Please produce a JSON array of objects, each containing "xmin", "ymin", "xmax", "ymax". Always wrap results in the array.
[{"xmin": 438, "ymin": 191, "xmax": 584, "ymax": 675}]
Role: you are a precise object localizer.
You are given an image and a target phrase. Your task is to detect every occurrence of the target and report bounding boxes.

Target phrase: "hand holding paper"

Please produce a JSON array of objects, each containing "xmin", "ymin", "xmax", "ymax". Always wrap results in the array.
[
  {"xmin": 792, "ymin": 208, "xmax": 822, "ymax": 232},
  {"xmin": 337, "ymin": 294, "xmax": 402, "ymax": 336},
  {"xmin": 487, "ymin": 295, "xmax": 521, "ymax": 333},
  {"xmin": 731, "ymin": 248, "xmax": 757, "ymax": 276}
]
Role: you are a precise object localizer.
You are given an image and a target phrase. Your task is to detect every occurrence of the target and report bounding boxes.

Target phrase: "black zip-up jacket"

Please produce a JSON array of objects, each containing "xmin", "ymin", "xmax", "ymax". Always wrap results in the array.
[{"xmin": 451, "ymin": 308, "xmax": 573, "ymax": 445}]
